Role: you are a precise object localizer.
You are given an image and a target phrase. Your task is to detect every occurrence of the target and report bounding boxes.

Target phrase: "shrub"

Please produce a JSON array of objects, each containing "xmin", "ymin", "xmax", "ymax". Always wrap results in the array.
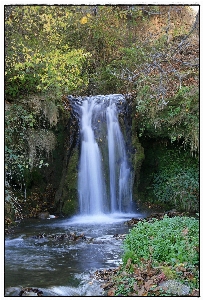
[
  {"xmin": 152, "ymin": 150, "xmax": 199, "ymax": 211},
  {"xmin": 122, "ymin": 216, "xmax": 199, "ymax": 267}
]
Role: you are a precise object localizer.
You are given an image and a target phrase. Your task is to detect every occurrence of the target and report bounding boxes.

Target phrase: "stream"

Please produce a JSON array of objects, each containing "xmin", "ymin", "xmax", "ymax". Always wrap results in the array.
[{"xmin": 5, "ymin": 211, "xmax": 147, "ymax": 296}]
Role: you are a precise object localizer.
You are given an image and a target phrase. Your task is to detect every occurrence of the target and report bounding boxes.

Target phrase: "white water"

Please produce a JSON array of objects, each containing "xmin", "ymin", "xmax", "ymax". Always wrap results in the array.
[
  {"xmin": 78, "ymin": 99, "xmax": 107, "ymax": 215},
  {"xmin": 77, "ymin": 94, "xmax": 133, "ymax": 216}
]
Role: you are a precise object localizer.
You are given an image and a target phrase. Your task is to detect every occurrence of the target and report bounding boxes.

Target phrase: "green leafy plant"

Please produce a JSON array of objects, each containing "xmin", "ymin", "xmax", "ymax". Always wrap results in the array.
[
  {"xmin": 108, "ymin": 216, "xmax": 198, "ymax": 296},
  {"xmin": 122, "ymin": 216, "xmax": 199, "ymax": 267},
  {"xmin": 152, "ymin": 150, "xmax": 199, "ymax": 211}
]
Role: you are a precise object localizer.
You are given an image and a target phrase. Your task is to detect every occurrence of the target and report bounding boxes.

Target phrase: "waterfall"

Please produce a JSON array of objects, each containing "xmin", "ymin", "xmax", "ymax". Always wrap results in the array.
[
  {"xmin": 78, "ymin": 100, "xmax": 106, "ymax": 215},
  {"xmin": 70, "ymin": 94, "xmax": 133, "ymax": 215}
]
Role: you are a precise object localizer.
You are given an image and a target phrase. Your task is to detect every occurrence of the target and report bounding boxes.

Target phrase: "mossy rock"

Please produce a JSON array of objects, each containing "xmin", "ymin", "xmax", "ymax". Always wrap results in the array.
[
  {"xmin": 60, "ymin": 148, "xmax": 79, "ymax": 216},
  {"xmin": 131, "ymin": 113, "xmax": 145, "ymax": 198},
  {"xmin": 62, "ymin": 198, "xmax": 78, "ymax": 216}
]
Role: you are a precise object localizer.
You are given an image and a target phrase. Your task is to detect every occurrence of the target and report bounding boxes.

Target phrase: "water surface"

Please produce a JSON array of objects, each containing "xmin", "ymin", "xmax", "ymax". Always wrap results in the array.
[{"xmin": 5, "ymin": 212, "xmax": 145, "ymax": 296}]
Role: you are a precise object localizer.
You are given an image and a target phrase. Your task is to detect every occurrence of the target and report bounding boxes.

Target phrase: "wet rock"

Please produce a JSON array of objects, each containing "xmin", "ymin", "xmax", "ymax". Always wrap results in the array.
[
  {"xmin": 107, "ymin": 288, "xmax": 115, "ymax": 296},
  {"xmin": 94, "ymin": 268, "xmax": 119, "ymax": 282},
  {"xmin": 113, "ymin": 233, "xmax": 126, "ymax": 240},
  {"xmin": 31, "ymin": 232, "xmax": 88, "ymax": 242},
  {"xmin": 190, "ymin": 289, "xmax": 199, "ymax": 296},
  {"xmin": 38, "ymin": 212, "xmax": 50, "ymax": 219},
  {"xmin": 159, "ymin": 280, "xmax": 190, "ymax": 296},
  {"xmin": 18, "ymin": 287, "xmax": 43, "ymax": 296},
  {"xmin": 32, "ymin": 233, "xmax": 47, "ymax": 239},
  {"xmin": 124, "ymin": 218, "xmax": 142, "ymax": 226},
  {"xmin": 48, "ymin": 215, "xmax": 58, "ymax": 219},
  {"xmin": 101, "ymin": 282, "xmax": 114, "ymax": 290},
  {"xmin": 124, "ymin": 210, "xmax": 189, "ymax": 226},
  {"xmin": 87, "ymin": 237, "xmax": 94, "ymax": 243},
  {"xmin": 38, "ymin": 212, "xmax": 58, "ymax": 219}
]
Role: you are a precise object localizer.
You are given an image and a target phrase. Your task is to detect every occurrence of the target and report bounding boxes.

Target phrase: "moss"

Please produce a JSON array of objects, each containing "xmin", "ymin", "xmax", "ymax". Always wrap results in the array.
[
  {"xmin": 137, "ymin": 138, "xmax": 199, "ymax": 211},
  {"xmin": 61, "ymin": 198, "xmax": 78, "ymax": 216},
  {"xmin": 131, "ymin": 133, "xmax": 145, "ymax": 198},
  {"xmin": 60, "ymin": 148, "xmax": 79, "ymax": 216},
  {"xmin": 135, "ymin": 85, "xmax": 199, "ymax": 153},
  {"xmin": 131, "ymin": 102, "xmax": 145, "ymax": 199},
  {"xmin": 5, "ymin": 201, "xmax": 15, "ymax": 222},
  {"xmin": 138, "ymin": 138, "xmax": 167, "ymax": 205}
]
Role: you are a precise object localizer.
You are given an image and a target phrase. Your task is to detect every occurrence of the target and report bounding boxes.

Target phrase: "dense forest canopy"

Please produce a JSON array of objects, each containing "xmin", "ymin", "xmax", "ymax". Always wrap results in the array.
[{"xmin": 5, "ymin": 5, "xmax": 199, "ymax": 220}]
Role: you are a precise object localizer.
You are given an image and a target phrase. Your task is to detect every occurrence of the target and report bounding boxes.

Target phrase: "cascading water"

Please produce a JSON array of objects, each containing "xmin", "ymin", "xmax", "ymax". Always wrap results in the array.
[
  {"xmin": 70, "ymin": 94, "xmax": 133, "ymax": 216},
  {"xmin": 106, "ymin": 102, "xmax": 132, "ymax": 212},
  {"xmin": 78, "ymin": 100, "xmax": 107, "ymax": 215}
]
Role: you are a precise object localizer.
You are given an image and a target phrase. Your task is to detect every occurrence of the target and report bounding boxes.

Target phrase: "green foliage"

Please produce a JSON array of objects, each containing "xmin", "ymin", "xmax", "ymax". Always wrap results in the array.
[
  {"xmin": 5, "ymin": 104, "xmax": 37, "ymax": 181},
  {"xmin": 93, "ymin": 66, "xmax": 123, "ymax": 94},
  {"xmin": 5, "ymin": 5, "xmax": 198, "ymax": 101},
  {"xmin": 122, "ymin": 216, "xmax": 199, "ymax": 267},
  {"xmin": 137, "ymin": 140, "xmax": 199, "ymax": 212},
  {"xmin": 5, "ymin": 6, "xmax": 91, "ymax": 100},
  {"xmin": 5, "ymin": 42, "xmax": 91, "ymax": 99},
  {"xmin": 153, "ymin": 167, "xmax": 199, "ymax": 211},
  {"xmin": 152, "ymin": 150, "xmax": 199, "ymax": 211},
  {"xmin": 168, "ymin": 87, "xmax": 199, "ymax": 153},
  {"xmin": 111, "ymin": 215, "xmax": 199, "ymax": 296},
  {"xmin": 60, "ymin": 149, "xmax": 79, "ymax": 216},
  {"xmin": 5, "ymin": 100, "xmax": 57, "ymax": 200},
  {"xmin": 120, "ymin": 46, "xmax": 149, "ymax": 69},
  {"xmin": 136, "ymin": 85, "xmax": 199, "ymax": 154},
  {"xmin": 115, "ymin": 276, "xmax": 137, "ymax": 296}
]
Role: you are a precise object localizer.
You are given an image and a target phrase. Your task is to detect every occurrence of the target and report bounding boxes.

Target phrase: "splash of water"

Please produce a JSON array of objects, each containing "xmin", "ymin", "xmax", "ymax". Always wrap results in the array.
[{"xmin": 72, "ymin": 94, "xmax": 133, "ymax": 215}]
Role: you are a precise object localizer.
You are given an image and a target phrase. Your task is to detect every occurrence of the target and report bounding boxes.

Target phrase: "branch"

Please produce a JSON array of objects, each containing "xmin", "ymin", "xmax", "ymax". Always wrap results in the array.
[{"xmin": 171, "ymin": 10, "xmax": 199, "ymax": 56}]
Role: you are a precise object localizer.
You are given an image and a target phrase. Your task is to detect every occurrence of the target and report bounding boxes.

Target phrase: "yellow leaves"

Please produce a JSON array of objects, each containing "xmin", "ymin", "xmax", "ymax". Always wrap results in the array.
[
  {"xmin": 34, "ymin": 57, "xmax": 41, "ymax": 64},
  {"xmin": 6, "ymin": 18, "xmax": 12, "ymax": 26},
  {"xmin": 44, "ymin": 23, "xmax": 51, "ymax": 32},
  {"xmin": 80, "ymin": 13, "xmax": 92, "ymax": 24},
  {"xmin": 80, "ymin": 16, "xmax": 88, "ymax": 25}
]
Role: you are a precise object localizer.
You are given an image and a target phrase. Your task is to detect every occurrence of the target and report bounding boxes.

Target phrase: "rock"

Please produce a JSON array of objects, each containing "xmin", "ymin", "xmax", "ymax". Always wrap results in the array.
[
  {"xmin": 38, "ymin": 212, "xmax": 50, "ymax": 219},
  {"xmin": 107, "ymin": 288, "xmax": 115, "ymax": 296},
  {"xmin": 159, "ymin": 280, "xmax": 190, "ymax": 296},
  {"xmin": 113, "ymin": 233, "xmax": 126, "ymax": 240},
  {"xmin": 48, "ymin": 215, "xmax": 58, "ymax": 219},
  {"xmin": 38, "ymin": 212, "xmax": 58, "ymax": 219},
  {"xmin": 18, "ymin": 287, "xmax": 43, "ymax": 296},
  {"xmin": 190, "ymin": 289, "xmax": 199, "ymax": 296},
  {"xmin": 101, "ymin": 282, "xmax": 114, "ymax": 290}
]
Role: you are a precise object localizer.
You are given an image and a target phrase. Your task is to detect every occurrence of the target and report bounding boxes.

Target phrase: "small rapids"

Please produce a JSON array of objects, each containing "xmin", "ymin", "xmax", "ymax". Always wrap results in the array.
[{"xmin": 5, "ymin": 212, "xmax": 145, "ymax": 296}]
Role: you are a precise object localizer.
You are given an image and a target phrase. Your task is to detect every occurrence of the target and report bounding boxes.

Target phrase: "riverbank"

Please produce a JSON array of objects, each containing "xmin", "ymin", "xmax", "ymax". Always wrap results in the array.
[
  {"xmin": 4, "ymin": 210, "xmax": 199, "ymax": 296},
  {"xmin": 93, "ymin": 210, "xmax": 199, "ymax": 297}
]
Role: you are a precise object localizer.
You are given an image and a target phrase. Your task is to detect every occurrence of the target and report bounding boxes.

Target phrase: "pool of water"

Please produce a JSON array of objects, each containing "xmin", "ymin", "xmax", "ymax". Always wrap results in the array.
[{"xmin": 5, "ymin": 212, "xmax": 146, "ymax": 296}]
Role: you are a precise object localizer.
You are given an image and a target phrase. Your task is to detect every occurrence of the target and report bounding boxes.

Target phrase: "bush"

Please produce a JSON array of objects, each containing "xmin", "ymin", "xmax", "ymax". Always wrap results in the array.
[
  {"xmin": 122, "ymin": 216, "xmax": 199, "ymax": 267},
  {"xmin": 152, "ymin": 150, "xmax": 199, "ymax": 211}
]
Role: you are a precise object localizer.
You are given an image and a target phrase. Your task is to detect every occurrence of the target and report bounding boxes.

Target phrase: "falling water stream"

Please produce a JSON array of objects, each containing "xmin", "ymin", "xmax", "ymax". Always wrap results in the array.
[
  {"xmin": 77, "ymin": 94, "xmax": 133, "ymax": 215},
  {"xmin": 5, "ymin": 94, "xmax": 146, "ymax": 296}
]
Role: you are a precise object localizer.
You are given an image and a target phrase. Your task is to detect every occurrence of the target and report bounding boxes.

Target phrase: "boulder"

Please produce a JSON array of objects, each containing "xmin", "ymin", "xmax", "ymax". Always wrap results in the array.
[
  {"xmin": 159, "ymin": 280, "xmax": 190, "ymax": 296},
  {"xmin": 38, "ymin": 212, "xmax": 50, "ymax": 219}
]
